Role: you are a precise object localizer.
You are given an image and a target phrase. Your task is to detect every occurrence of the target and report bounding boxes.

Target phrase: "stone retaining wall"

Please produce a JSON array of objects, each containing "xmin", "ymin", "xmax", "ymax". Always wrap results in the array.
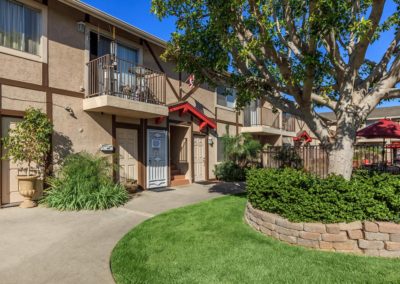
[{"xmin": 245, "ymin": 202, "xmax": 400, "ymax": 257}]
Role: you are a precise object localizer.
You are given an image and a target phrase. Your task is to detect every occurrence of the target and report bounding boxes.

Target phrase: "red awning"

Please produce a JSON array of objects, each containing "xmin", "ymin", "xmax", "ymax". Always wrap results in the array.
[
  {"xmin": 357, "ymin": 119, "xmax": 400, "ymax": 139},
  {"xmin": 293, "ymin": 131, "xmax": 312, "ymax": 143},
  {"xmin": 168, "ymin": 102, "xmax": 217, "ymax": 131}
]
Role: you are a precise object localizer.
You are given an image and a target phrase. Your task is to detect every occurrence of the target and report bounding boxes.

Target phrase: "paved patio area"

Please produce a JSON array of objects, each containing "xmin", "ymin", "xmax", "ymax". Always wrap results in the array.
[{"xmin": 0, "ymin": 182, "xmax": 244, "ymax": 284}]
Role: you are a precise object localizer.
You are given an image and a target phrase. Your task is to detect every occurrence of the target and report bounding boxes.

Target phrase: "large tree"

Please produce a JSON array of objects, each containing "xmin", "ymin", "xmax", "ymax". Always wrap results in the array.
[{"xmin": 152, "ymin": 0, "xmax": 400, "ymax": 179}]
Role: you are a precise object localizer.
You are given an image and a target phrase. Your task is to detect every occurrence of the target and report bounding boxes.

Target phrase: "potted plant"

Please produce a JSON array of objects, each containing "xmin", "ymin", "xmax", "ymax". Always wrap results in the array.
[{"xmin": 2, "ymin": 108, "xmax": 53, "ymax": 208}]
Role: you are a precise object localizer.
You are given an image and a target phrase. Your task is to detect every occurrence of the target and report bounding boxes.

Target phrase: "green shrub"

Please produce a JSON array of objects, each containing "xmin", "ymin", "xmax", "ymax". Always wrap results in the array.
[
  {"xmin": 214, "ymin": 133, "xmax": 261, "ymax": 181},
  {"xmin": 247, "ymin": 168, "xmax": 400, "ymax": 223},
  {"xmin": 214, "ymin": 161, "xmax": 246, "ymax": 182},
  {"xmin": 41, "ymin": 152, "xmax": 129, "ymax": 210}
]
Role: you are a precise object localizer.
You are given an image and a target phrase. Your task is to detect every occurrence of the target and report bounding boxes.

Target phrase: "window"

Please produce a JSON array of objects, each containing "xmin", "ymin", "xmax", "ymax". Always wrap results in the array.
[
  {"xmin": 217, "ymin": 137, "xmax": 225, "ymax": 162},
  {"xmin": 216, "ymin": 86, "xmax": 236, "ymax": 108},
  {"xmin": 89, "ymin": 32, "xmax": 138, "ymax": 64},
  {"xmin": 0, "ymin": 0, "xmax": 42, "ymax": 55}
]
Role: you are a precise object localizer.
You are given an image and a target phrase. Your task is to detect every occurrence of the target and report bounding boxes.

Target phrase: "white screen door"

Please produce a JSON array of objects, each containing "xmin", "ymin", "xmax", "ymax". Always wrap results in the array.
[{"xmin": 147, "ymin": 129, "xmax": 168, "ymax": 188}]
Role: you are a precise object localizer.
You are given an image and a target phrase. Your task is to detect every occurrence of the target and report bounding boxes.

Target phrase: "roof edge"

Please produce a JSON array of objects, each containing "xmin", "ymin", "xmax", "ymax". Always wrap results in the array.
[{"xmin": 58, "ymin": 0, "xmax": 167, "ymax": 48}]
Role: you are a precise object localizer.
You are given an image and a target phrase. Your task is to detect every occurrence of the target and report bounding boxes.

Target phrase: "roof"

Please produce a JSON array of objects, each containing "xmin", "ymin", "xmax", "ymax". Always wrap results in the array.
[
  {"xmin": 58, "ymin": 0, "xmax": 167, "ymax": 48},
  {"xmin": 319, "ymin": 106, "xmax": 400, "ymax": 121}
]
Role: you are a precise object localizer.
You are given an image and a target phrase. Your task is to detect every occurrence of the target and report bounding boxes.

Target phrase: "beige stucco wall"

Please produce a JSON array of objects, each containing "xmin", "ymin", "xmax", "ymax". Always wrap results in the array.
[
  {"xmin": 52, "ymin": 94, "xmax": 113, "ymax": 165},
  {"xmin": 217, "ymin": 107, "xmax": 237, "ymax": 123},
  {"xmin": 0, "ymin": 53, "xmax": 42, "ymax": 85},
  {"xmin": 48, "ymin": 1, "xmax": 86, "ymax": 92},
  {"xmin": 1, "ymin": 85, "xmax": 46, "ymax": 111}
]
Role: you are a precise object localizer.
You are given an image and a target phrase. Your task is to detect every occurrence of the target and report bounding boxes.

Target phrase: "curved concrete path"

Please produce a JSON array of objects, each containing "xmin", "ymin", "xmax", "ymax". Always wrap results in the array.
[{"xmin": 0, "ymin": 182, "xmax": 243, "ymax": 284}]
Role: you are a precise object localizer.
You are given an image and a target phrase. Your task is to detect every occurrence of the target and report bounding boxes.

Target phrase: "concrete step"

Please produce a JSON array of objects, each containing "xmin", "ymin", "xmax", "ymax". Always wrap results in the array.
[
  {"xmin": 170, "ymin": 179, "xmax": 190, "ymax": 186},
  {"xmin": 171, "ymin": 174, "xmax": 186, "ymax": 180}
]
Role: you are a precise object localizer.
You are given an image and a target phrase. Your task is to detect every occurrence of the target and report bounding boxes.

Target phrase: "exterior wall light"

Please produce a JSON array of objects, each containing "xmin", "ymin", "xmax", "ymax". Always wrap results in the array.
[{"xmin": 77, "ymin": 21, "xmax": 86, "ymax": 33}]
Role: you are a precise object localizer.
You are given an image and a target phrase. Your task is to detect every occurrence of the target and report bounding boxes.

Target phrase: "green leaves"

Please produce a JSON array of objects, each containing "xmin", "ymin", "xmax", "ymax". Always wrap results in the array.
[
  {"xmin": 40, "ymin": 152, "xmax": 129, "ymax": 211},
  {"xmin": 1, "ymin": 108, "xmax": 53, "ymax": 174},
  {"xmin": 247, "ymin": 168, "xmax": 400, "ymax": 223}
]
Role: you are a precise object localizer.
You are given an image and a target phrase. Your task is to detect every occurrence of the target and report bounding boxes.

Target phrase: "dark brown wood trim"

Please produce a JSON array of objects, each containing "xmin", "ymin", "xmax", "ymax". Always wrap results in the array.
[
  {"xmin": 179, "ymin": 72, "xmax": 182, "ymax": 100},
  {"xmin": 42, "ymin": 63, "xmax": 49, "ymax": 87},
  {"xmin": 190, "ymin": 121, "xmax": 194, "ymax": 183},
  {"xmin": 143, "ymin": 40, "xmax": 180, "ymax": 101},
  {"xmin": 112, "ymin": 115, "xmax": 117, "ymax": 182},
  {"xmin": 0, "ymin": 78, "xmax": 84, "ymax": 99},
  {"xmin": 167, "ymin": 119, "xmax": 171, "ymax": 187},
  {"xmin": 181, "ymin": 86, "xmax": 200, "ymax": 101},
  {"xmin": 114, "ymin": 122, "xmax": 140, "ymax": 130},
  {"xmin": 0, "ymin": 109, "xmax": 24, "ymax": 118},
  {"xmin": 235, "ymin": 112, "xmax": 239, "ymax": 135},
  {"xmin": 137, "ymin": 119, "xmax": 144, "ymax": 190},
  {"xmin": 205, "ymin": 132, "xmax": 209, "ymax": 181},
  {"xmin": 0, "ymin": 83, "xmax": 2, "ymax": 205},
  {"xmin": 216, "ymin": 119, "xmax": 243, "ymax": 127},
  {"xmin": 147, "ymin": 125, "xmax": 168, "ymax": 130},
  {"xmin": 143, "ymin": 119, "xmax": 148, "ymax": 189}
]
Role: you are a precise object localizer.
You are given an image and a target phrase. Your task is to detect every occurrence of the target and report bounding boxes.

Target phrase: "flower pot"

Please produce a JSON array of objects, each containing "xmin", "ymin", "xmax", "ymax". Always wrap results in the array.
[{"xmin": 17, "ymin": 175, "xmax": 38, "ymax": 208}]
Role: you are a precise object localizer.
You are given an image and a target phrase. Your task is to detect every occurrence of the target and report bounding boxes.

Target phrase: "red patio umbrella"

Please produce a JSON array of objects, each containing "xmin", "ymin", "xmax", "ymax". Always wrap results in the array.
[
  {"xmin": 357, "ymin": 119, "xmax": 400, "ymax": 164},
  {"xmin": 357, "ymin": 119, "xmax": 400, "ymax": 139}
]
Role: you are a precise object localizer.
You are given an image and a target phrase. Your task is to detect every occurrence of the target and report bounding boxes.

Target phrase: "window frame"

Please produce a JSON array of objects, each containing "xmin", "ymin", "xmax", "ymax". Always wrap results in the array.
[
  {"xmin": 216, "ymin": 87, "xmax": 237, "ymax": 110},
  {"xmin": 0, "ymin": 0, "xmax": 47, "ymax": 63}
]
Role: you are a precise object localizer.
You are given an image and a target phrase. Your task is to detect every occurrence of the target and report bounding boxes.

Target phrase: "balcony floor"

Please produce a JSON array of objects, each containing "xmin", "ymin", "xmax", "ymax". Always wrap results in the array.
[{"xmin": 83, "ymin": 95, "xmax": 169, "ymax": 119}]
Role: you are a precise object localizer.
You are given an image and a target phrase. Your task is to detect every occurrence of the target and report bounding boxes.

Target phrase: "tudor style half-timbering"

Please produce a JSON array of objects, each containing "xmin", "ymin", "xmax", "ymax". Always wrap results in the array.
[{"xmin": 0, "ymin": 0, "xmax": 313, "ymax": 207}]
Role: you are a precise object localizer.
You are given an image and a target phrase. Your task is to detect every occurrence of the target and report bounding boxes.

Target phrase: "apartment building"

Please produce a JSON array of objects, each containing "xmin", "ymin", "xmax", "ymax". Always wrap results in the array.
[
  {"xmin": 320, "ymin": 106, "xmax": 400, "ymax": 145},
  {"xmin": 0, "ymin": 0, "xmax": 311, "ymax": 206}
]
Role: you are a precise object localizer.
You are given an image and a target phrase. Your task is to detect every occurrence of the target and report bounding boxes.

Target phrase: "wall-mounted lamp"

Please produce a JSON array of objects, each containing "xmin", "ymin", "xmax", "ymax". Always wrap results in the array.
[
  {"xmin": 65, "ymin": 106, "xmax": 76, "ymax": 118},
  {"xmin": 208, "ymin": 137, "xmax": 214, "ymax": 146},
  {"xmin": 77, "ymin": 21, "xmax": 86, "ymax": 33}
]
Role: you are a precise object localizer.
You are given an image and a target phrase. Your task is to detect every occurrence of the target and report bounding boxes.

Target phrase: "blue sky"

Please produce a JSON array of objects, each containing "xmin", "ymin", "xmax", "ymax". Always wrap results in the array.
[{"xmin": 82, "ymin": 0, "xmax": 399, "ymax": 109}]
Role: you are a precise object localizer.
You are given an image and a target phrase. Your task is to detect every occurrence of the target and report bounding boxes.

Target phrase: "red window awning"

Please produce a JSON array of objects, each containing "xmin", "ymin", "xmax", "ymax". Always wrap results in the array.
[{"xmin": 168, "ymin": 102, "xmax": 216, "ymax": 131}]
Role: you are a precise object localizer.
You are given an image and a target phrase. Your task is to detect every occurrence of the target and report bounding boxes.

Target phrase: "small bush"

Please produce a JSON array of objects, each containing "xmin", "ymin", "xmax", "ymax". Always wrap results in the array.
[
  {"xmin": 214, "ymin": 161, "xmax": 246, "ymax": 182},
  {"xmin": 41, "ymin": 153, "xmax": 129, "ymax": 210},
  {"xmin": 247, "ymin": 168, "xmax": 400, "ymax": 223},
  {"xmin": 214, "ymin": 133, "xmax": 261, "ymax": 181}
]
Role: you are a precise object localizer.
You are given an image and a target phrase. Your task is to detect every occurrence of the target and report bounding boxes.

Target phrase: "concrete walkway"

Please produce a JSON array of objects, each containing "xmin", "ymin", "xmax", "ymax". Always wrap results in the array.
[{"xmin": 0, "ymin": 182, "xmax": 243, "ymax": 284}]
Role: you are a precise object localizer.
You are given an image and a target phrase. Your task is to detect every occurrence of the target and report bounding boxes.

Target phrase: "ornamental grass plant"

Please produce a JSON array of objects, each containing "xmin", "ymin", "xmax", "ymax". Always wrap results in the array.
[{"xmin": 41, "ymin": 152, "xmax": 129, "ymax": 210}]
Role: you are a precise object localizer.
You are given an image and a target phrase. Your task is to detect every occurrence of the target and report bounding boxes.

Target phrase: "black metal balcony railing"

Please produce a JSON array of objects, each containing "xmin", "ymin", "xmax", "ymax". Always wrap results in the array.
[
  {"xmin": 244, "ymin": 106, "xmax": 280, "ymax": 128},
  {"xmin": 87, "ymin": 54, "xmax": 166, "ymax": 105},
  {"xmin": 282, "ymin": 113, "xmax": 296, "ymax": 132}
]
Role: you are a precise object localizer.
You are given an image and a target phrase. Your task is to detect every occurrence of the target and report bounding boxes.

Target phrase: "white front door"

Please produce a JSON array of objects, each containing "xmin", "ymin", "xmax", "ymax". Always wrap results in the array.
[
  {"xmin": 147, "ymin": 129, "xmax": 168, "ymax": 188},
  {"xmin": 1, "ymin": 117, "xmax": 23, "ymax": 205},
  {"xmin": 116, "ymin": 128, "xmax": 138, "ymax": 183},
  {"xmin": 194, "ymin": 136, "xmax": 206, "ymax": 182}
]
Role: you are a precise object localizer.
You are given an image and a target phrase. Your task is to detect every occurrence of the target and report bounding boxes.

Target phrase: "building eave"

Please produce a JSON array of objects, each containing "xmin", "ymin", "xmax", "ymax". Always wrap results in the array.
[{"xmin": 58, "ymin": 0, "xmax": 167, "ymax": 48}]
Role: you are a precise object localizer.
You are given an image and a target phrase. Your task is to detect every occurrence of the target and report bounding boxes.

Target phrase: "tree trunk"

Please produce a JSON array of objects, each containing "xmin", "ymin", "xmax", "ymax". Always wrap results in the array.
[{"xmin": 327, "ymin": 134, "xmax": 355, "ymax": 180}]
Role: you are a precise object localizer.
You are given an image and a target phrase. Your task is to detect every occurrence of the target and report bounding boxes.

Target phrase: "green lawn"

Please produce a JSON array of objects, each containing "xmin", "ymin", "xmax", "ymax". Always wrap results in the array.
[{"xmin": 111, "ymin": 195, "xmax": 400, "ymax": 284}]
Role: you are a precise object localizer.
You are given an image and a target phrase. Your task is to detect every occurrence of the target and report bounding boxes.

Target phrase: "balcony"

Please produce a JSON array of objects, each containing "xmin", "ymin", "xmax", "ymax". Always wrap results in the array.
[
  {"xmin": 242, "ymin": 105, "xmax": 282, "ymax": 135},
  {"xmin": 83, "ymin": 54, "xmax": 169, "ymax": 118},
  {"xmin": 282, "ymin": 113, "xmax": 296, "ymax": 132}
]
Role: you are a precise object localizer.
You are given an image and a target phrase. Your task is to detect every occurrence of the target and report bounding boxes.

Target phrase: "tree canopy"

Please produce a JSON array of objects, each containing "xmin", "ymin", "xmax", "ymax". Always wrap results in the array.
[{"xmin": 152, "ymin": 0, "xmax": 400, "ymax": 179}]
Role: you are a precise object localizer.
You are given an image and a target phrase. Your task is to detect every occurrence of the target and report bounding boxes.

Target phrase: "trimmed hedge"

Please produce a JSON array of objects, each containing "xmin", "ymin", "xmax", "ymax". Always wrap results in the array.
[{"xmin": 247, "ymin": 168, "xmax": 400, "ymax": 223}]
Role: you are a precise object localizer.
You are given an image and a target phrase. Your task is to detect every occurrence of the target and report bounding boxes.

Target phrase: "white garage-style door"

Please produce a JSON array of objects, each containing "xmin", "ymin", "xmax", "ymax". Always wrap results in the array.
[
  {"xmin": 1, "ymin": 117, "xmax": 23, "ymax": 205},
  {"xmin": 147, "ymin": 129, "xmax": 168, "ymax": 189},
  {"xmin": 116, "ymin": 128, "xmax": 138, "ymax": 183},
  {"xmin": 193, "ymin": 135, "xmax": 206, "ymax": 182}
]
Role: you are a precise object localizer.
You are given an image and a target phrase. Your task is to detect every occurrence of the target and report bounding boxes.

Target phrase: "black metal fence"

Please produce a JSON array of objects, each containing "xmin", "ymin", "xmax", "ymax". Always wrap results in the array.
[{"xmin": 262, "ymin": 145, "xmax": 400, "ymax": 178}]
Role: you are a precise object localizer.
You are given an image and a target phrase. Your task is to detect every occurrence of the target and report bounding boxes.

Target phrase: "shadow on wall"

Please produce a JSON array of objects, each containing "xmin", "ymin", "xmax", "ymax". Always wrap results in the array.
[{"xmin": 53, "ymin": 131, "xmax": 73, "ymax": 166}]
